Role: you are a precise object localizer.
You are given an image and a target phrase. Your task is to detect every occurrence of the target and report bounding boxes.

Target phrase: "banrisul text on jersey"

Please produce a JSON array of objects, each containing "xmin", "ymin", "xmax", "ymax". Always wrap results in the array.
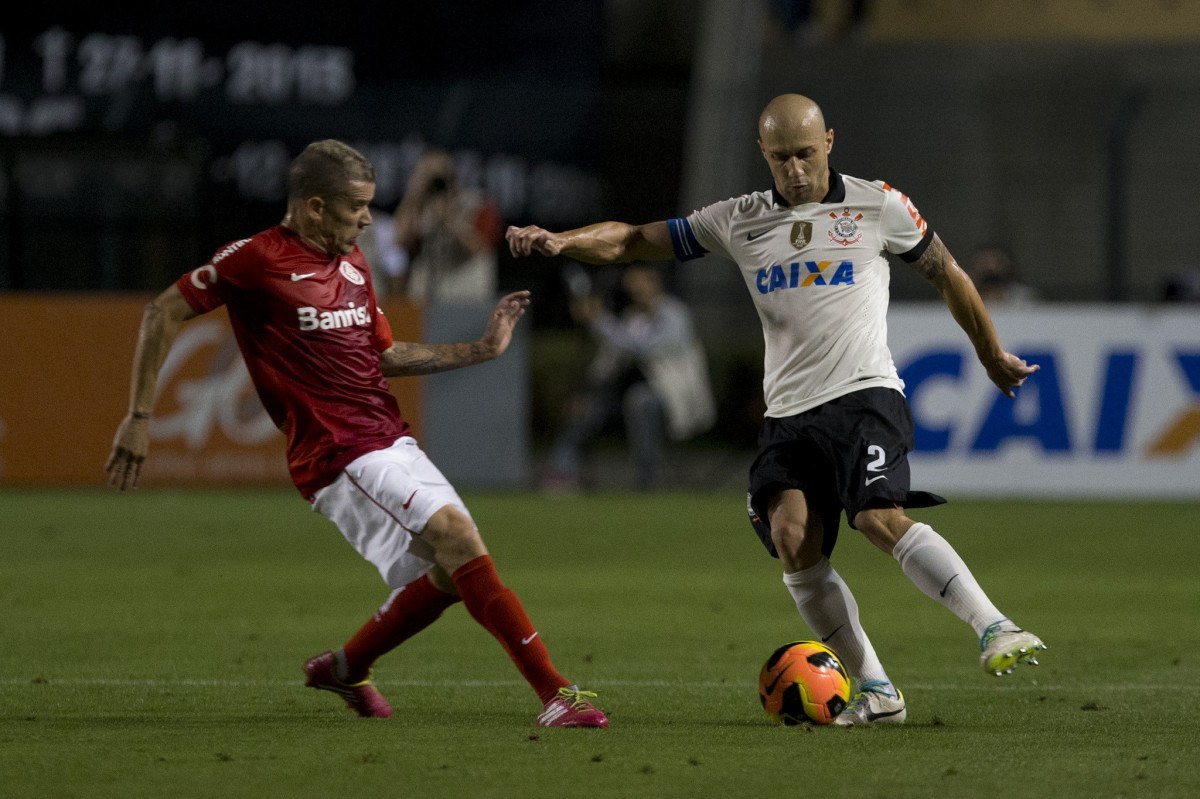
[{"xmin": 297, "ymin": 302, "xmax": 373, "ymax": 331}]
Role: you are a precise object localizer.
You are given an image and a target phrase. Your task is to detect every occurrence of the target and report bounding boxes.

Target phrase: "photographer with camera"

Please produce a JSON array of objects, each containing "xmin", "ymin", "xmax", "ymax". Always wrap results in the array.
[{"xmin": 392, "ymin": 149, "xmax": 503, "ymax": 305}]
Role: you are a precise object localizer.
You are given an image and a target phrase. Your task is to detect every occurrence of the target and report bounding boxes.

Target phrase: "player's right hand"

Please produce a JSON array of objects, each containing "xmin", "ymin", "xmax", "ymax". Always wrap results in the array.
[
  {"xmin": 984, "ymin": 351, "xmax": 1040, "ymax": 399},
  {"xmin": 505, "ymin": 225, "xmax": 562, "ymax": 258},
  {"xmin": 481, "ymin": 290, "xmax": 532, "ymax": 359},
  {"xmin": 105, "ymin": 414, "xmax": 150, "ymax": 492}
]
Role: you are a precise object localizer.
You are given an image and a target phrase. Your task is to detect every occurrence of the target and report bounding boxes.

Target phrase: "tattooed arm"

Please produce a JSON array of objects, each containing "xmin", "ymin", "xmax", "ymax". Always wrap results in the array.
[
  {"xmin": 378, "ymin": 291, "xmax": 530, "ymax": 377},
  {"xmin": 911, "ymin": 234, "xmax": 1038, "ymax": 398}
]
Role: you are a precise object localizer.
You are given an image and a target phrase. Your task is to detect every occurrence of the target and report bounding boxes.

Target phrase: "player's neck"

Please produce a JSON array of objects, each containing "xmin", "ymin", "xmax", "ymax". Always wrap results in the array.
[{"xmin": 282, "ymin": 218, "xmax": 335, "ymax": 255}]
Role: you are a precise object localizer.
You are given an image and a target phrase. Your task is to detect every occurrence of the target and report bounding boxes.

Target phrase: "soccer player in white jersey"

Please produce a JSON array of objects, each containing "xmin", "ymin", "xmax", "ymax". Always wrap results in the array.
[{"xmin": 506, "ymin": 94, "xmax": 1047, "ymax": 726}]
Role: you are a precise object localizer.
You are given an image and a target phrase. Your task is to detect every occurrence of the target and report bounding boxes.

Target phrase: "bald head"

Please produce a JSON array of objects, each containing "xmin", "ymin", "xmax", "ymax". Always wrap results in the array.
[
  {"xmin": 757, "ymin": 94, "xmax": 833, "ymax": 206},
  {"xmin": 758, "ymin": 94, "xmax": 826, "ymax": 140}
]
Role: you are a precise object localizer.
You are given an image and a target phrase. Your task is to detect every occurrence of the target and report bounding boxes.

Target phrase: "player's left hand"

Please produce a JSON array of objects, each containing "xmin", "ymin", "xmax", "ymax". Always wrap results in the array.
[
  {"xmin": 105, "ymin": 414, "xmax": 151, "ymax": 492},
  {"xmin": 481, "ymin": 290, "xmax": 531, "ymax": 358},
  {"xmin": 985, "ymin": 351, "xmax": 1039, "ymax": 399}
]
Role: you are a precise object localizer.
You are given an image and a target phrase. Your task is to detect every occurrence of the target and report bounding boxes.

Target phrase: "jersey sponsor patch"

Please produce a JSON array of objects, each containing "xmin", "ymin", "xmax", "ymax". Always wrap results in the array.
[
  {"xmin": 755, "ymin": 261, "xmax": 855, "ymax": 294},
  {"xmin": 211, "ymin": 238, "xmax": 252, "ymax": 265},
  {"xmin": 297, "ymin": 302, "xmax": 372, "ymax": 331}
]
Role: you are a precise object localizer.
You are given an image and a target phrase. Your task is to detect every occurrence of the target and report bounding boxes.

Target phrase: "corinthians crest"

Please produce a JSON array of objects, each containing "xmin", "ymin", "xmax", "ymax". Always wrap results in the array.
[
  {"xmin": 790, "ymin": 221, "xmax": 812, "ymax": 249},
  {"xmin": 827, "ymin": 208, "xmax": 864, "ymax": 246}
]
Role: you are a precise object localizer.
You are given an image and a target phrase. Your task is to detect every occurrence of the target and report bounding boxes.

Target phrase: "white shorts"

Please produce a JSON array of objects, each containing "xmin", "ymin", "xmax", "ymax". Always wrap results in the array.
[{"xmin": 311, "ymin": 436, "xmax": 474, "ymax": 588}]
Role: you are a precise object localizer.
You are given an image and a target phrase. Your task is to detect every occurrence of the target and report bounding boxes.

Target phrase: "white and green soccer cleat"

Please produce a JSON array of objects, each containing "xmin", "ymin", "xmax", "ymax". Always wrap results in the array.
[
  {"xmin": 980, "ymin": 621, "xmax": 1047, "ymax": 676},
  {"xmin": 832, "ymin": 680, "xmax": 907, "ymax": 727}
]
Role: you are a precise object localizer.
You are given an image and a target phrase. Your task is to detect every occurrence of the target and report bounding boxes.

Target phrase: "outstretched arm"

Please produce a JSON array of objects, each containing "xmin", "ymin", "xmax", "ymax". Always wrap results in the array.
[
  {"xmin": 506, "ymin": 220, "xmax": 674, "ymax": 264},
  {"xmin": 911, "ymin": 234, "xmax": 1039, "ymax": 398},
  {"xmin": 378, "ymin": 290, "xmax": 531, "ymax": 377},
  {"xmin": 106, "ymin": 284, "xmax": 199, "ymax": 491}
]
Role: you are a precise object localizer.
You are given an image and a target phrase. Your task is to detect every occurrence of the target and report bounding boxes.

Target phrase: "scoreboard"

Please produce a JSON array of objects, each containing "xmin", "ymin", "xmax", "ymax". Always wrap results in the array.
[{"xmin": 0, "ymin": 3, "xmax": 607, "ymax": 290}]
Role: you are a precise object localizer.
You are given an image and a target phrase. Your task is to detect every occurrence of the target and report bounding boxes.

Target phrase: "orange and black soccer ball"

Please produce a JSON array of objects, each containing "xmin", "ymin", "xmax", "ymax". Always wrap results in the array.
[{"xmin": 758, "ymin": 640, "xmax": 851, "ymax": 725}]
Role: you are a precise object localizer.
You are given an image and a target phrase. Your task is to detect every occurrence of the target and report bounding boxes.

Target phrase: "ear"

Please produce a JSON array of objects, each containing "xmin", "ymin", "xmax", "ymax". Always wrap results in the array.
[
  {"xmin": 826, "ymin": 128, "xmax": 835, "ymax": 154},
  {"xmin": 303, "ymin": 195, "xmax": 326, "ymax": 221}
]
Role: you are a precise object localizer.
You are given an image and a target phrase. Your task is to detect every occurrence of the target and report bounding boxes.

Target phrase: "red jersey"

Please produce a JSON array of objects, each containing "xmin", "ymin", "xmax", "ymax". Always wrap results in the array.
[{"xmin": 176, "ymin": 225, "xmax": 410, "ymax": 498}]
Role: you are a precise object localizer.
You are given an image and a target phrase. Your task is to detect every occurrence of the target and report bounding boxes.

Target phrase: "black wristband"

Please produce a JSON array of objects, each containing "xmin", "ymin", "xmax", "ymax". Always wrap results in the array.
[{"xmin": 131, "ymin": 411, "xmax": 151, "ymax": 420}]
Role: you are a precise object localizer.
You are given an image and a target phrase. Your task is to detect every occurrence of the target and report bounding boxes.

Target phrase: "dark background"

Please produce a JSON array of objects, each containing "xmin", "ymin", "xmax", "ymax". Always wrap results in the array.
[{"xmin": 0, "ymin": 2, "xmax": 692, "ymax": 329}]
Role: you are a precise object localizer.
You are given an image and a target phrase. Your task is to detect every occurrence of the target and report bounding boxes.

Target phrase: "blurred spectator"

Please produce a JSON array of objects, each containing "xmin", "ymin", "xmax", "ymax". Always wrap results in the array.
[
  {"xmin": 543, "ymin": 263, "xmax": 716, "ymax": 493},
  {"xmin": 392, "ymin": 150, "xmax": 503, "ymax": 304},
  {"xmin": 1161, "ymin": 268, "xmax": 1200, "ymax": 303},
  {"xmin": 967, "ymin": 246, "xmax": 1038, "ymax": 306}
]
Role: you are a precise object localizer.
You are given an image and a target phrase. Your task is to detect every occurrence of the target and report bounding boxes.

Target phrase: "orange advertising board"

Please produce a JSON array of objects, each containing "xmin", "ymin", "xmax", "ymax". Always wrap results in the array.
[{"xmin": 0, "ymin": 294, "xmax": 423, "ymax": 487}]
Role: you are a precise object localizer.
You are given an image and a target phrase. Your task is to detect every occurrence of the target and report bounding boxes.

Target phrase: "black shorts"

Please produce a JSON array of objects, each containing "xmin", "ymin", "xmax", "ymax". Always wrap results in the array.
[{"xmin": 747, "ymin": 387, "xmax": 946, "ymax": 559}]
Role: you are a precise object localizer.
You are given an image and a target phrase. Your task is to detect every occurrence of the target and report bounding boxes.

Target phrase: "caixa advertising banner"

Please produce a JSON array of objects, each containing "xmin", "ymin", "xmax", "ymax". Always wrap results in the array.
[
  {"xmin": 889, "ymin": 304, "xmax": 1200, "ymax": 498},
  {"xmin": 0, "ymin": 295, "xmax": 422, "ymax": 487}
]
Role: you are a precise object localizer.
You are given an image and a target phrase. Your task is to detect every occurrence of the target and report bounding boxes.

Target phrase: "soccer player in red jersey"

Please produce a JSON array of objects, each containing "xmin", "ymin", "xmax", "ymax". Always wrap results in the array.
[{"xmin": 105, "ymin": 139, "xmax": 607, "ymax": 728}]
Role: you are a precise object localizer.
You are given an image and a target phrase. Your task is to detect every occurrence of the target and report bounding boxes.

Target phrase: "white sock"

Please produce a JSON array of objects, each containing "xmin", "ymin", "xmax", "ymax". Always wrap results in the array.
[
  {"xmin": 782, "ymin": 557, "xmax": 892, "ymax": 691},
  {"xmin": 891, "ymin": 522, "xmax": 1007, "ymax": 637}
]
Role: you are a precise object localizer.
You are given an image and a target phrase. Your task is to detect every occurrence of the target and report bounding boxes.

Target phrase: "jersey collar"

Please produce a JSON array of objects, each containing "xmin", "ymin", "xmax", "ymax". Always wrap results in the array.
[{"xmin": 770, "ymin": 168, "xmax": 846, "ymax": 208}]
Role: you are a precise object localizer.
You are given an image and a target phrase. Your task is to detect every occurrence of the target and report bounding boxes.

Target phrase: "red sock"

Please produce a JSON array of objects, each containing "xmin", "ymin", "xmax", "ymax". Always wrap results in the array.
[
  {"xmin": 452, "ymin": 555, "xmax": 570, "ymax": 704},
  {"xmin": 342, "ymin": 574, "xmax": 459, "ymax": 682}
]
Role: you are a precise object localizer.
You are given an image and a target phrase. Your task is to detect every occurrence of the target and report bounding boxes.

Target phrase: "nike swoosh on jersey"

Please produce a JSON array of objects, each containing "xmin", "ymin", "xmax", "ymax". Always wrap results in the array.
[
  {"xmin": 864, "ymin": 475, "xmax": 888, "ymax": 486},
  {"xmin": 402, "ymin": 490, "xmax": 418, "ymax": 510},
  {"xmin": 291, "ymin": 272, "xmax": 317, "ymax": 281},
  {"xmin": 746, "ymin": 228, "xmax": 773, "ymax": 241}
]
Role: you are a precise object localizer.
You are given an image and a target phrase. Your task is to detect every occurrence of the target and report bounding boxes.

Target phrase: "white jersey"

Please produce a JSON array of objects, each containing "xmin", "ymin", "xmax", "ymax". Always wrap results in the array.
[{"xmin": 668, "ymin": 170, "xmax": 932, "ymax": 418}]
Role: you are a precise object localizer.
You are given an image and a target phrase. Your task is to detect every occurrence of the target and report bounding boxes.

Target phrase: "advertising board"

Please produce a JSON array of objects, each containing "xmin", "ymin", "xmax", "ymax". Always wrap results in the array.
[
  {"xmin": 891, "ymin": 304, "xmax": 1199, "ymax": 497},
  {"xmin": 0, "ymin": 294, "xmax": 422, "ymax": 488}
]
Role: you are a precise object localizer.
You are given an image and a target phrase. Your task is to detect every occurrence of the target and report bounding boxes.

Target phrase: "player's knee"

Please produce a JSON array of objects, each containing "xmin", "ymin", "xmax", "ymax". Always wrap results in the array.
[
  {"xmin": 424, "ymin": 506, "xmax": 486, "ymax": 562},
  {"xmin": 852, "ymin": 506, "xmax": 910, "ymax": 553},
  {"xmin": 427, "ymin": 565, "xmax": 459, "ymax": 596},
  {"xmin": 770, "ymin": 524, "xmax": 805, "ymax": 568},
  {"xmin": 769, "ymin": 513, "xmax": 822, "ymax": 570}
]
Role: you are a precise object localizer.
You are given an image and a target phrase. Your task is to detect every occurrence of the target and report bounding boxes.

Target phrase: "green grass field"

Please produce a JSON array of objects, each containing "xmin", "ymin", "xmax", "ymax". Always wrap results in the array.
[{"xmin": 2, "ymin": 488, "xmax": 1198, "ymax": 798}]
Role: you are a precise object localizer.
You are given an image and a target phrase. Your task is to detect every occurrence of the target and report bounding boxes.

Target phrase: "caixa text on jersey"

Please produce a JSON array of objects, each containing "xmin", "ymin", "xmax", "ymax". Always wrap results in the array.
[{"xmin": 757, "ymin": 261, "xmax": 855, "ymax": 294}]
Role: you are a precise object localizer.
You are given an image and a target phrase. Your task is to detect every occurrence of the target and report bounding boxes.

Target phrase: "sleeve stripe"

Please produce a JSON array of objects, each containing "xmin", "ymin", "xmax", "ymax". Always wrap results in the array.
[
  {"xmin": 897, "ymin": 229, "xmax": 935, "ymax": 263},
  {"xmin": 668, "ymin": 217, "xmax": 707, "ymax": 262}
]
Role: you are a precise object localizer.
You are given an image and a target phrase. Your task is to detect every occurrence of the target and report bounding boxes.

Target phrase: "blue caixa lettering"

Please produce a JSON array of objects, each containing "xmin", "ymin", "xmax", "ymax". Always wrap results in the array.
[
  {"xmin": 756, "ymin": 261, "xmax": 854, "ymax": 293},
  {"xmin": 900, "ymin": 349, "xmax": 1152, "ymax": 454}
]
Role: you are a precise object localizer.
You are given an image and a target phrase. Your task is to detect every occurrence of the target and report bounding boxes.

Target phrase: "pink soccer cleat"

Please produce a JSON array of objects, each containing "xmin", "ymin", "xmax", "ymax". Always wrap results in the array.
[
  {"xmin": 536, "ymin": 685, "xmax": 609, "ymax": 728},
  {"xmin": 303, "ymin": 651, "xmax": 393, "ymax": 718}
]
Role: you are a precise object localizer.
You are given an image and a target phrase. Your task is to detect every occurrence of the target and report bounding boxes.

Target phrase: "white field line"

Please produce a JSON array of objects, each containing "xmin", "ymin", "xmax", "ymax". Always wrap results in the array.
[{"xmin": 1, "ymin": 678, "xmax": 1194, "ymax": 692}]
